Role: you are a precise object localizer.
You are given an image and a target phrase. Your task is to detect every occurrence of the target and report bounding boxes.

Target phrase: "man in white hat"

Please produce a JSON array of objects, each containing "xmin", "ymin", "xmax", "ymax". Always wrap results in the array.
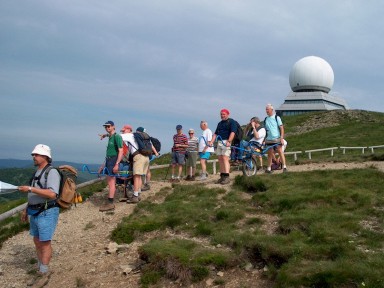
[{"xmin": 18, "ymin": 144, "xmax": 61, "ymax": 285}]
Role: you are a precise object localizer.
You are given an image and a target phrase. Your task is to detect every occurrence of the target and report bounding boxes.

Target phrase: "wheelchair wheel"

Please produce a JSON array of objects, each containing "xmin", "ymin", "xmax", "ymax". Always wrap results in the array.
[{"xmin": 242, "ymin": 157, "xmax": 257, "ymax": 176}]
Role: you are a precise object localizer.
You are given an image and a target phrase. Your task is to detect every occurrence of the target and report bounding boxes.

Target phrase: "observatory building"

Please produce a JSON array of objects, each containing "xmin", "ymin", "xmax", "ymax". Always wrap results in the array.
[{"xmin": 276, "ymin": 56, "xmax": 349, "ymax": 116}]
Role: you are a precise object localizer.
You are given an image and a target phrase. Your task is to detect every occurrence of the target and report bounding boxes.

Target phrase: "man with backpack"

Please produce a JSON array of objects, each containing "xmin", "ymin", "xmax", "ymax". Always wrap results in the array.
[
  {"xmin": 121, "ymin": 125, "xmax": 151, "ymax": 203},
  {"xmin": 18, "ymin": 144, "xmax": 60, "ymax": 285},
  {"xmin": 209, "ymin": 108, "xmax": 238, "ymax": 185},
  {"xmin": 98, "ymin": 121, "xmax": 124, "ymax": 211},
  {"xmin": 264, "ymin": 104, "xmax": 287, "ymax": 173},
  {"xmin": 136, "ymin": 127, "xmax": 159, "ymax": 191}
]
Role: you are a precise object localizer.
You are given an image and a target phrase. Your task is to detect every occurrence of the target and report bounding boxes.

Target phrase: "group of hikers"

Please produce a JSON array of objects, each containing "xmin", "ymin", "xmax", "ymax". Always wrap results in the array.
[
  {"xmin": 97, "ymin": 103, "xmax": 288, "ymax": 211},
  {"xmin": 169, "ymin": 104, "xmax": 287, "ymax": 185},
  {"xmin": 14, "ymin": 103, "xmax": 287, "ymax": 285}
]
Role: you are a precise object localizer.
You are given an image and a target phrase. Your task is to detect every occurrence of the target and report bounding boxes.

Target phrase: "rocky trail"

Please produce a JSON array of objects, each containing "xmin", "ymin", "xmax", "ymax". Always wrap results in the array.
[{"xmin": 1, "ymin": 161, "xmax": 383, "ymax": 288}]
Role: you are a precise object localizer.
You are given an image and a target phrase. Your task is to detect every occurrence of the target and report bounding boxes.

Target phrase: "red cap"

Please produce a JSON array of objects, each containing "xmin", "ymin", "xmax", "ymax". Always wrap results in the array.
[
  {"xmin": 121, "ymin": 124, "xmax": 132, "ymax": 132},
  {"xmin": 220, "ymin": 108, "xmax": 230, "ymax": 115}
]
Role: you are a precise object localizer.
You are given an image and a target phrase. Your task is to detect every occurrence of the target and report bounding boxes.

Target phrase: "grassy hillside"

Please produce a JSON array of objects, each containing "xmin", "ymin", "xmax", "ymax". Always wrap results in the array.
[{"xmin": 284, "ymin": 110, "xmax": 384, "ymax": 150}]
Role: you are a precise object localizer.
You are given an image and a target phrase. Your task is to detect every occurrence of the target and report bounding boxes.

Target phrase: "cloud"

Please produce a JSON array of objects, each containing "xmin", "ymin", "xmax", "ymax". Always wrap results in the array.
[{"xmin": 0, "ymin": 0, "xmax": 383, "ymax": 163}]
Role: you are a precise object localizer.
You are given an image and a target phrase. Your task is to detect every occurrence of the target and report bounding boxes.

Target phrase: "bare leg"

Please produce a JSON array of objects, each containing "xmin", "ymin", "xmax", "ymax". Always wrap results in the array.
[
  {"xmin": 107, "ymin": 176, "xmax": 116, "ymax": 198},
  {"xmin": 34, "ymin": 237, "xmax": 52, "ymax": 266}
]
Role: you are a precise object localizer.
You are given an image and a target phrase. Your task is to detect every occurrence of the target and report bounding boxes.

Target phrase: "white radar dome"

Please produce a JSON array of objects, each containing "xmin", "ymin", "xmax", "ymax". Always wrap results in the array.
[{"xmin": 289, "ymin": 56, "xmax": 334, "ymax": 93}]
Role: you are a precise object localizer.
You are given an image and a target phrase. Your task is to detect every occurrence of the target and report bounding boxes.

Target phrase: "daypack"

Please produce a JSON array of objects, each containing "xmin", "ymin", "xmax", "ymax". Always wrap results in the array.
[
  {"xmin": 113, "ymin": 134, "xmax": 129, "ymax": 163},
  {"xmin": 271, "ymin": 159, "xmax": 282, "ymax": 170},
  {"xmin": 133, "ymin": 131, "xmax": 153, "ymax": 156},
  {"xmin": 121, "ymin": 141, "xmax": 130, "ymax": 163},
  {"xmin": 31, "ymin": 164, "xmax": 79, "ymax": 209},
  {"xmin": 227, "ymin": 118, "xmax": 243, "ymax": 145},
  {"xmin": 150, "ymin": 137, "xmax": 161, "ymax": 153}
]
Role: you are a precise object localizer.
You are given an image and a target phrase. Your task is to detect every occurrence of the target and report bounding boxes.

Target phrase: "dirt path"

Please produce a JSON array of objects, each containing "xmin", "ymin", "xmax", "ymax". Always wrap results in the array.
[{"xmin": 1, "ymin": 161, "xmax": 383, "ymax": 288}]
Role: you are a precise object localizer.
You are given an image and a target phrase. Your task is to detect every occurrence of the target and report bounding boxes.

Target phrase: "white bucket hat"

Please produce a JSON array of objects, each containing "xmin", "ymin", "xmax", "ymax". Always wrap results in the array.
[{"xmin": 31, "ymin": 144, "xmax": 52, "ymax": 159}]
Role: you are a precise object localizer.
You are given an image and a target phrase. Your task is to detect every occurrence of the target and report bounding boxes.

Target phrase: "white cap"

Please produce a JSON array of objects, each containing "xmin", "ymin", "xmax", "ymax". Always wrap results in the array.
[{"xmin": 31, "ymin": 144, "xmax": 52, "ymax": 159}]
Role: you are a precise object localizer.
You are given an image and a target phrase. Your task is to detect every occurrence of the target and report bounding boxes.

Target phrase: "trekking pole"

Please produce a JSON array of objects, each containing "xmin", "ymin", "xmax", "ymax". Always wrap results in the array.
[{"xmin": 164, "ymin": 162, "xmax": 171, "ymax": 180}]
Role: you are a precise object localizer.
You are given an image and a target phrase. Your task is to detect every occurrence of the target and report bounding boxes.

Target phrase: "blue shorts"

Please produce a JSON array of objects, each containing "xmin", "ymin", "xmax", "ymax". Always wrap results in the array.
[
  {"xmin": 172, "ymin": 151, "xmax": 186, "ymax": 165},
  {"xmin": 29, "ymin": 207, "xmax": 60, "ymax": 241},
  {"xmin": 199, "ymin": 152, "xmax": 211, "ymax": 160},
  {"xmin": 106, "ymin": 156, "xmax": 118, "ymax": 175}
]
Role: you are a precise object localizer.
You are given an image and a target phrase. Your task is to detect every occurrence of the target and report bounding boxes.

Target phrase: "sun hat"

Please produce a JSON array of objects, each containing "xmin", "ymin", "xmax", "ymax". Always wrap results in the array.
[{"xmin": 31, "ymin": 144, "xmax": 52, "ymax": 159}]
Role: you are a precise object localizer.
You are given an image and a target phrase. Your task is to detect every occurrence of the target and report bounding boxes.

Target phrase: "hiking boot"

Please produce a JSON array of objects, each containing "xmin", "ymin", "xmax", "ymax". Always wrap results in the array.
[
  {"xmin": 169, "ymin": 178, "xmax": 175, "ymax": 183},
  {"xmin": 127, "ymin": 195, "xmax": 140, "ymax": 204},
  {"xmin": 198, "ymin": 174, "xmax": 207, "ymax": 181},
  {"xmin": 29, "ymin": 271, "xmax": 53, "ymax": 287},
  {"xmin": 190, "ymin": 176, "xmax": 195, "ymax": 181},
  {"xmin": 184, "ymin": 175, "xmax": 192, "ymax": 181},
  {"xmin": 220, "ymin": 176, "xmax": 230, "ymax": 185},
  {"xmin": 141, "ymin": 183, "xmax": 150, "ymax": 191},
  {"xmin": 173, "ymin": 178, "xmax": 181, "ymax": 183},
  {"xmin": 265, "ymin": 169, "xmax": 273, "ymax": 174},
  {"xmin": 216, "ymin": 177, "xmax": 224, "ymax": 184},
  {"xmin": 99, "ymin": 203, "xmax": 115, "ymax": 212},
  {"xmin": 283, "ymin": 168, "xmax": 288, "ymax": 173}
]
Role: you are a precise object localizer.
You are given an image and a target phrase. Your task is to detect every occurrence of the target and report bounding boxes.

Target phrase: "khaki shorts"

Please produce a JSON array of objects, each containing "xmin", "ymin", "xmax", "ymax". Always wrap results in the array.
[
  {"xmin": 216, "ymin": 141, "xmax": 231, "ymax": 157},
  {"xmin": 186, "ymin": 151, "xmax": 198, "ymax": 168},
  {"xmin": 132, "ymin": 154, "xmax": 149, "ymax": 175}
]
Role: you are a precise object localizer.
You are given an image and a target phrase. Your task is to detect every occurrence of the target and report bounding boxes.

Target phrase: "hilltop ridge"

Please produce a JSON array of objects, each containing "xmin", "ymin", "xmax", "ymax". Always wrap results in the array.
[{"xmin": 1, "ymin": 161, "xmax": 384, "ymax": 287}]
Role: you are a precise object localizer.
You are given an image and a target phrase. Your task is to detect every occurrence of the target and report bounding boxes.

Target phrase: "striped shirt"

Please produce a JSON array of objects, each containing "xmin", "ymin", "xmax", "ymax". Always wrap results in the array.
[
  {"xmin": 187, "ymin": 136, "xmax": 199, "ymax": 153},
  {"xmin": 172, "ymin": 133, "xmax": 188, "ymax": 153}
]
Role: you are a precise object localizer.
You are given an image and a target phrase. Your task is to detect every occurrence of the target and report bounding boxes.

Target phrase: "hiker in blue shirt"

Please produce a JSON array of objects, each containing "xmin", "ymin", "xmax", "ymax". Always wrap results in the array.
[{"xmin": 264, "ymin": 104, "xmax": 287, "ymax": 173}]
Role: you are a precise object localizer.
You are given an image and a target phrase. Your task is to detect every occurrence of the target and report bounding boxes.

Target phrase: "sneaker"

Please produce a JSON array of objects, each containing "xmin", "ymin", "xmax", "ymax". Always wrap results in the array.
[
  {"xmin": 141, "ymin": 183, "xmax": 150, "ymax": 191},
  {"xmin": 265, "ymin": 169, "xmax": 272, "ymax": 174},
  {"xmin": 173, "ymin": 178, "xmax": 181, "ymax": 183},
  {"xmin": 283, "ymin": 168, "xmax": 288, "ymax": 173},
  {"xmin": 198, "ymin": 174, "xmax": 207, "ymax": 181},
  {"xmin": 169, "ymin": 178, "xmax": 175, "ymax": 183},
  {"xmin": 220, "ymin": 177, "xmax": 230, "ymax": 185},
  {"xmin": 99, "ymin": 203, "xmax": 115, "ymax": 212},
  {"xmin": 126, "ymin": 193, "xmax": 141, "ymax": 201},
  {"xmin": 127, "ymin": 195, "xmax": 140, "ymax": 204}
]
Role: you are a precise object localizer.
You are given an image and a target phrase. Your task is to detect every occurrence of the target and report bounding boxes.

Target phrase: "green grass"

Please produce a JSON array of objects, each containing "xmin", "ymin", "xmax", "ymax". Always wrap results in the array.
[
  {"xmin": 139, "ymin": 238, "xmax": 238, "ymax": 284},
  {"xmin": 111, "ymin": 167, "xmax": 384, "ymax": 287},
  {"xmin": 0, "ymin": 214, "xmax": 29, "ymax": 248}
]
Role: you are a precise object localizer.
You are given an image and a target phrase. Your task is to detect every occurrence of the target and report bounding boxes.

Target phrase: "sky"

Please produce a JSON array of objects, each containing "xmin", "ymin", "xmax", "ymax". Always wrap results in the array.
[{"xmin": 1, "ymin": 0, "xmax": 384, "ymax": 164}]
